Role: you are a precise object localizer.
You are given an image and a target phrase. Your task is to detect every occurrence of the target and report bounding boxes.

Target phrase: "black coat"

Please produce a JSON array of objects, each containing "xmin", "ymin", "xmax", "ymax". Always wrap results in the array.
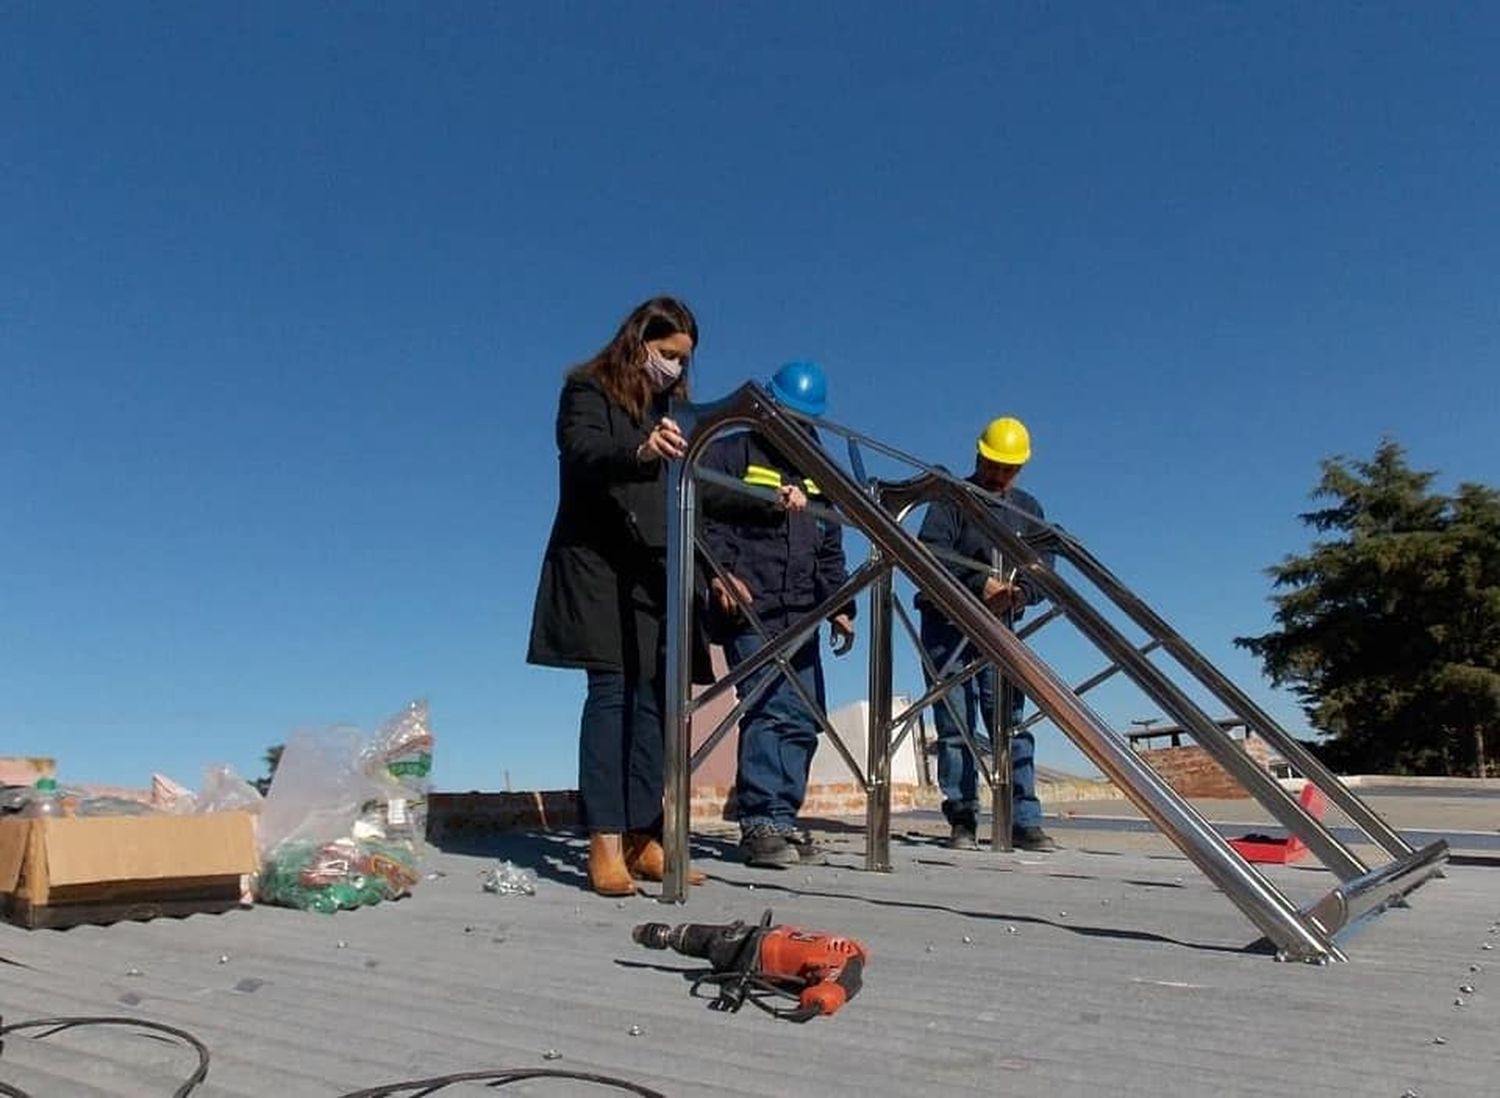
[{"xmin": 527, "ymin": 372, "xmax": 713, "ymax": 683}]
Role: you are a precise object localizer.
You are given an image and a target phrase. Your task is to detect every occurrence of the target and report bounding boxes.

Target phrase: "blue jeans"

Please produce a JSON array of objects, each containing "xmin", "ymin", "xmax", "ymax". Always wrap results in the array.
[
  {"xmin": 920, "ymin": 616, "xmax": 1041, "ymax": 829},
  {"xmin": 724, "ymin": 629, "xmax": 824, "ymax": 832},
  {"xmin": 577, "ymin": 670, "xmax": 664, "ymax": 833}
]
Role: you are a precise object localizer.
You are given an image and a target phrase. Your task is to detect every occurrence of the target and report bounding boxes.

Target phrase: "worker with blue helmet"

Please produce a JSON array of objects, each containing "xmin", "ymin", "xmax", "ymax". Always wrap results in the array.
[
  {"xmin": 700, "ymin": 359, "xmax": 854, "ymax": 868},
  {"xmin": 766, "ymin": 359, "xmax": 828, "ymax": 417}
]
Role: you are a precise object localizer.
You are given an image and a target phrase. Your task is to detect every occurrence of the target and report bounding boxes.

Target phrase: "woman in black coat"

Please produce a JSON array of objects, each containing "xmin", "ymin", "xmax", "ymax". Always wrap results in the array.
[{"xmin": 527, "ymin": 296, "xmax": 711, "ymax": 895}]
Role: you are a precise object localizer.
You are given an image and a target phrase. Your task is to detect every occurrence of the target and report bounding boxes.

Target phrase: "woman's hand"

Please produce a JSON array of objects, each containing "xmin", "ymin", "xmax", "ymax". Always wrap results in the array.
[{"xmin": 636, "ymin": 416, "xmax": 687, "ymax": 463}]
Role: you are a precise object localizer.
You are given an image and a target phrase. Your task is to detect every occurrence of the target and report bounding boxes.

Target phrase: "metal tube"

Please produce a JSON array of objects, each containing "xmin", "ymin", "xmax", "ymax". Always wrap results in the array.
[
  {"xmin": 1013, "ymin": 640, "xmax": 1162, "ymax": 733},
  {"xmin": 1015, "ymin": 605, "xmax": 1063, "ymax": 640},
  {"xmin": 661, "ymin": 456, "xmax": 696, "ymax": 904},
  {"xmin": 892, "ymin": 596, "xmax": 995, "ymax": 788},
  {"xmin": 991, "ymin": 674, "xmax": 1012, "ymax": 852},
  {"xmin": 890, "ymin": 659, "xmax": 988, "ymax": 733},
  {"xmin": 689, "ymin": 561, "xmax": 883, "ymax": 714},
  {"xmin": 991, "ymin": 548, "xmax": 1013, "ymax": 853},
  {"xmin": 888, "ymin": 713, "xmax": 921, "ymax": 759},
  {"xmin": 865, "ymin": 559, "xmax": 894, "ymax": 871},
  {"xmin": 846, "ymin": 437, "xmax": 869, "ymax": 488},
  {"xmin": 701, "ymin": 464, "xmax": 1058, "ymax": 586},
  {"xmin": 1057, "ymin": 532, "xmax": 1416, "ymax": 860},
  {"xmin": 688, "ymin": 664, "xmax": 781, "ymax": 773},
  {"xmin": 992, "ymin": 683, "xmax": 1014, "ymax": 848},
  {"xmin": 1302, "ymin": 840, "xmax": 1449, "ymax": 941},
  {"xmin": 692, "ymin": 541, "xmax": 871, "ymax": 791},
  {"xmin": 908, "ymin": 618, "xmax": 974, "ymax": 688}
]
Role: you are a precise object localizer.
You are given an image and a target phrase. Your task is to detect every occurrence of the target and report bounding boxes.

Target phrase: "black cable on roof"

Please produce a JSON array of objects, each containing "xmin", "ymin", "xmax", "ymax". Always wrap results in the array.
[{"xmin": 0, "ymin": 1015, "xmax": 210, "ymax": 1098}]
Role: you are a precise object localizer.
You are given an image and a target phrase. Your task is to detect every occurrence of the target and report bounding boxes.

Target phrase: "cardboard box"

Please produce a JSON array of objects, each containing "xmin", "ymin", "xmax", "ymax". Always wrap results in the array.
[{"xmin": 0, "ymin": 812, "xmax": 259, "ymax": 929}]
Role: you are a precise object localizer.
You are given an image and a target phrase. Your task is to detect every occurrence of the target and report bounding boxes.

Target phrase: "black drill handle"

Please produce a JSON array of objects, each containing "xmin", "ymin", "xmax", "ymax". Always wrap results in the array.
[{"xmin": 835, "ymin": 955, "xmax": 865, "ymax": 1003}]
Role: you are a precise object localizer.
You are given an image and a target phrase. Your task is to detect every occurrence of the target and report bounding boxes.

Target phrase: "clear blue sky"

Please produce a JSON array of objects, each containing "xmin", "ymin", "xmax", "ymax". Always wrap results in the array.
[{"xmin": 4, "ymin": 4, "xmax": 1496, "ymax": 792}]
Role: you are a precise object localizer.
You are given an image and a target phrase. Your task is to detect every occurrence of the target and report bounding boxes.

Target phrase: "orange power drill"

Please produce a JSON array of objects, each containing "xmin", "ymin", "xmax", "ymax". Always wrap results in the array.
[{"xmin": 632, "ymin": 909, "xmax": 868, "ymax": 1021}]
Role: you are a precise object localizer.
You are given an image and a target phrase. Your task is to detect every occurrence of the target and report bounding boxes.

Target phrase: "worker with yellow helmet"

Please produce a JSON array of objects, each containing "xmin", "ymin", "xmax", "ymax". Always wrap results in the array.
[{"xmin": 914, "ymin": 416, "xmax": 1058, "ymax": 852}]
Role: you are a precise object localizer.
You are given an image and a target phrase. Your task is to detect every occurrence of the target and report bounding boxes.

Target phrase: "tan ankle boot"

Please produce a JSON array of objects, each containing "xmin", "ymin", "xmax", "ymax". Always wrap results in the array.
[
  {"xmin": 588, "ymin": 832, "xmax": 637, "ymax": 896},
  {"xmin": 624, "ymin": 833, "xmax": 706, "ymax": 886}
]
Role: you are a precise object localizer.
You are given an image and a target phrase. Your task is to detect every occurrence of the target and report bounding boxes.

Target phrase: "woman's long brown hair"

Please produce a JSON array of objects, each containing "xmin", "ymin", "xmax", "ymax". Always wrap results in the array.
[{"xmin": 572, "ymin": 296, "xmax": 698, "ymax": 420}]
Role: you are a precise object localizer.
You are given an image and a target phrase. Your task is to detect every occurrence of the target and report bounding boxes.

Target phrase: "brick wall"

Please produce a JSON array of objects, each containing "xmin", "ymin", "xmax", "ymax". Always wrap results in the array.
[
  {"xmin": 427, "ymin": 782, "xmax": 926, "ymax": 839},
  {"xmin": 1134, "ymin": 734, "xmax": 1277, "ymax": 799},
  {"xmin": 691, "ymin": 782, "xmax": 926, "ymax": 823},
  {"xmin": 428, "ymin": 790, "xmax": 582, "ymax": 840}
]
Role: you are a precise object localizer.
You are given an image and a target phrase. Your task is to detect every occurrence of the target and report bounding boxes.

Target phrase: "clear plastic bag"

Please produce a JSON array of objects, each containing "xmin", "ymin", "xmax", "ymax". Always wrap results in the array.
[
  {"xmin": 152, "ymin": 773, "xmax": 197, "ymax": 813},
  {"xmin": 148, "ymin": 766, "xmax": 261, "ymax": 816},
  {"xmin": 359, "ymin": 700, "xmax": 434, "ymax": 844},
  {"xmin": 259, "ymin": 726, "xmax": 382, "ymax": 854},
  {"xmin": 257, "ymin": 701, "xmax": 433, "ymax": 913},
  {"xmin": 196, "ymin": 764, "xmax": 264, "ymax": 815},
  {"xmin": 256, "ymin": 837, "xmax": 420, "ymax": 914}
]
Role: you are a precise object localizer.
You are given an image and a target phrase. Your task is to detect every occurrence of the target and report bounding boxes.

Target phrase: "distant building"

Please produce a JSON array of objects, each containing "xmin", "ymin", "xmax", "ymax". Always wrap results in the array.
[{"xmin": 1126, "ymin": 719, "xmax": 1290, "ymax": 798}]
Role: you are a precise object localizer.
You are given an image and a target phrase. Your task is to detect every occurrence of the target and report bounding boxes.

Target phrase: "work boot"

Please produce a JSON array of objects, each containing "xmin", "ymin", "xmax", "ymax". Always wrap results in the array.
[
  {"xmin": 781, "ymin": 827, "xmax": 827, "ymax": 866},
  {"xmin": 1012, "ymin": 826, "xmax": 1058, "ymax": 852},
  {"xmin": 588, "ymin": 832, "xmax": 637, "ymax": 896},
  {"xmin": 623, "ymin": 833, "xmax": 706, "ymax": 886},
  {"xmin": 946, "ymin": 822, "xmax": 980, "ymax": 851},
  {"xmin": 944, "ymin": 805, "xmax": 980, "ymax": 850},
  {"xmin": 740, "ymin": 824, "xmax": 801, "ymax": 869}
]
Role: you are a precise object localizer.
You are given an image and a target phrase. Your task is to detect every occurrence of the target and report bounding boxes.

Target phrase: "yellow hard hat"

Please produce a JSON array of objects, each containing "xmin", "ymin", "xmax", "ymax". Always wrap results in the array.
[{"xmin": 976, "ymin": 417, "xmax": 1031, "ymax": 465}]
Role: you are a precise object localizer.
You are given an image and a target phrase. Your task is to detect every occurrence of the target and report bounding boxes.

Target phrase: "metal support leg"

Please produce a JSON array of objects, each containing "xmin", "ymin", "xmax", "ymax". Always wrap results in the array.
[
  {"xmin": 989, "ymin": 548, "xmax": 1014, "ymax": 852},
  {"xmin": 661, "ymin": 460, "xmax": 695, "ymax": 904},
  {"xmin": 865, "ymin": 558, "xmax": 894, "ymax": 871},
  {"xmin": 991, "ymin": 672, "xmax": 1014, "ymax": 852}
]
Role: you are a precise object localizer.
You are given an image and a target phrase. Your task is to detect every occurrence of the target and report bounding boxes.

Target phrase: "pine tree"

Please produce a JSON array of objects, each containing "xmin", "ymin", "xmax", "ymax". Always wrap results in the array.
[
  {"xmin": 1425, "ymin": 483, "xmax": 1500, "ymax": 774},
  {"xmin": 254, "ymin": 743, "xmax": 284, "ymax": 795},
  {"xmin": 1236, "ymin": 442, "xmax": 1500, "ymax": 775}
]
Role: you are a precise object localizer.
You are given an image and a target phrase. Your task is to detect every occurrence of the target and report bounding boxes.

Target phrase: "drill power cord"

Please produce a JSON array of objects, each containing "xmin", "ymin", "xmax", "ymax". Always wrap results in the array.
[
  {"xmin": 689, "ymin": 969, "xmax": 822, "ymax": 1023},
  {"xmin": 0, "ymin": 1015, "xmax": 664, "ymax": 1097},
  {"xmin": 685, "ymin": 909, "xmax": 823, "ymax": 1024}
]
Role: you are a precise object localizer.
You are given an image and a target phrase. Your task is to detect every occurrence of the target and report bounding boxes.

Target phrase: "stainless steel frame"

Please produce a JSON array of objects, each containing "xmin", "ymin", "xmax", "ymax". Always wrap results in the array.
[
  {"xmin": 1047, "ymin": 529, "xmax": 1417, "ymax": 860},
  {"xmin": 659, "ymin": 384, "xmax": 1446, "ymax": 962}
]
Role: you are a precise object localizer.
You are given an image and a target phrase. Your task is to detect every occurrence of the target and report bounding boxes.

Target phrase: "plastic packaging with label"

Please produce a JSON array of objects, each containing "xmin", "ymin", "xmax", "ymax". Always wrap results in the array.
[{"xmin": 257, "ymin": 700, "xmax": 434, "ymax": 913}]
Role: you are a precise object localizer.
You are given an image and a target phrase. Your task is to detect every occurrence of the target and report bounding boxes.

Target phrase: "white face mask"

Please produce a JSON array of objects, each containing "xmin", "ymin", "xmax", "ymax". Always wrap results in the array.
[{"xmin": 641, "ymin": 346, "xmax": 684, "ymax": 392}]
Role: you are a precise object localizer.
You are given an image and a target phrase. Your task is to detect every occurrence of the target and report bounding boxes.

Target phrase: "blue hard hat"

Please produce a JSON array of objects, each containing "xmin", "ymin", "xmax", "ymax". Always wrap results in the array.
[{"xmin": 767, "ymin": 360, "xmax": 828, "ymax": 417}]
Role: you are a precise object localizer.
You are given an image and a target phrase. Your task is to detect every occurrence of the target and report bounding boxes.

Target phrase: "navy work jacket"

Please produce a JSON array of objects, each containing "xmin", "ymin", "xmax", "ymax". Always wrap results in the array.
[
  {"xmin": 699, "ymin": 430, "xmax": 853, "ymax": 636},
  {"xmin": 914, "ymin": 474, "xmax": 1052, "ymax": 627}
]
